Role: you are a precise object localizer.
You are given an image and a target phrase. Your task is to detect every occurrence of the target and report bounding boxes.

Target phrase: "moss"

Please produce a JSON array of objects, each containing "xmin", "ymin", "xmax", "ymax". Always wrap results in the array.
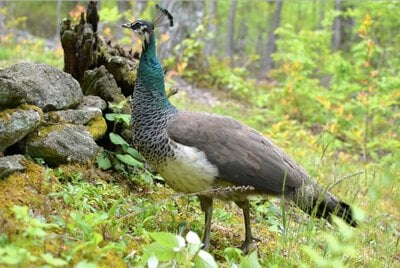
[
  {"xmin": 0, "ymin": 104, "xmax": 43, "ymax": 124},
  {"xmin": 28, "ymin": 124, "xmax": 67, "ymax": 139},
  {"xmin": 0, "ymin": 159, "xmax": 52, "ymax": 235},
  {"xmin": 20, "ymin": 104, "xmax": 44, "ymax": 121},
  {"xmin": 45, "ymin": 111, "xmax": 61, "ymax": 122},
  {"xmin": 87, "ymin": 114, "xmax": 107, "ymax": 140},
  {"xmin": 121, "ymin": 66, "xmax": 137, "ymax": 86}
]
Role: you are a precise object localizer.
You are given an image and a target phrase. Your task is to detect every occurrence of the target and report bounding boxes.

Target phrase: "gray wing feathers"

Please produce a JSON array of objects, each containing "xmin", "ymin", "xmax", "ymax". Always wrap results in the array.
[{"xmin": 167, "ymin": 111, "xmax": 311, "ymax": 194}]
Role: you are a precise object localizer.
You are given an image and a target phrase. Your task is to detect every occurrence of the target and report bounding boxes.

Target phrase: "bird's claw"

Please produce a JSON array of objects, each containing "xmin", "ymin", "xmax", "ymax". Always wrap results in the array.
[{"xmin": 239, "ymin": 236, "xmax": 261, "ymax": 254}]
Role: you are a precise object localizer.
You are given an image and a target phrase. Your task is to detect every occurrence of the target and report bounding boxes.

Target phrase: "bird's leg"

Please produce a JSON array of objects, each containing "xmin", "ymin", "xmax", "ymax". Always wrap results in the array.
[
  {"xmin": 235, "ymin": 199, "xmax": 260, "ymax": 253},
  {"xmin": 198, "ymin": 195, "xmax": 213, "ymax": 251}
]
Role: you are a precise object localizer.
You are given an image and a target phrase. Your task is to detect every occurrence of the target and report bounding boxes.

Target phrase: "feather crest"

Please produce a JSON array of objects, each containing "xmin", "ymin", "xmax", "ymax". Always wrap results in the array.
[{"xmin": 153, "ymin": 4, "xmax": 174, "ymax": 28}]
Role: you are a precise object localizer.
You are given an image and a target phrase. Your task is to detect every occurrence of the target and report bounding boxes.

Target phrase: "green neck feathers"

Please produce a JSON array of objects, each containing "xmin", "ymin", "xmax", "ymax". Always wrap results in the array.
[{"xmin": 137, "ymin": 33, "xmax": 172, "ymax": 109}]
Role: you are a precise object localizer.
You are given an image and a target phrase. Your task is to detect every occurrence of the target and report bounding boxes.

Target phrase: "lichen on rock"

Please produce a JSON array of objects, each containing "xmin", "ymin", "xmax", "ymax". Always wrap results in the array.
[
  {"xmin": 0, "ymin": 62, "xmax": 83, "ymax": 111},
  {"xmin": 0, "ymin": 154, "xmax": 26, "ymax": 179},
  {"xmin": 0, "ymin": 105, "xmax": 42, "ymax": 152},
  {"xmin": 25, "ymin": 124, "xmax": 99, "ymax": 165}
]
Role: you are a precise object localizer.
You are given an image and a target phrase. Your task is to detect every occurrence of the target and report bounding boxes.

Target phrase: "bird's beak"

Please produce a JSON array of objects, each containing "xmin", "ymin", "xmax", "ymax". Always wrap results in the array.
[{"xmin": 122, "ymin": 23, "xmax": 131, "ymax": 29}]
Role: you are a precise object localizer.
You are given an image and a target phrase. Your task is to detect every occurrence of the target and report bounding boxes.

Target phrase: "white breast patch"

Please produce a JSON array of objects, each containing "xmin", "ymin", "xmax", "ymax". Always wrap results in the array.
[{"xmin": 158, "ymin": 142, "xmax": 219, "ymax": 194}]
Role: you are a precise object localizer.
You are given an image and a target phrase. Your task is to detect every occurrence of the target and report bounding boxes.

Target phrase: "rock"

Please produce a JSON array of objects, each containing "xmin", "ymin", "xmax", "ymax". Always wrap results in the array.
[
  {"xmin": 45, "ymin": 108, "xmax": 107, "ymax": 140},
  {"xmin": 25, "ymin": 124, "xmax": 99, "ymax": 165},
  {"xmin": 106, "ymin": 56, "xmax": 137, "ymax": 97},
  {"xmin": 0, "ymin": 78, "xmax": 27, "ymax": 109},
  {"xmin": 82, "ymin": 66, "xmax": 125, "ymax": 104},
  {"xmin": 0, "ymin": 155, "xmax": 26, "ymax": 179},
  {"xmin": 45, "ymin": 108, "xmax": 103, "ymax": 125},
  {"xmin": 86, "ymin": 114, "xmax": 108, "ymax": 140},
  {"xmin": 0, "ymin": 62, "xmax": 83, "ymax": 111},
  {"xmin": 0, "ymin": 105, "xmax": 42, "ymax": 152},
  {"xmin": 77, "ymin": 95, "xmax": 107, "ymax": 111}
]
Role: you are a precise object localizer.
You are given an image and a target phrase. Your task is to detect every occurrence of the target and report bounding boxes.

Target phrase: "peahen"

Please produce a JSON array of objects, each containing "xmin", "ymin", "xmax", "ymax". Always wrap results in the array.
[{"xmin": 123, "ymin": 5, "xmax": 357, "ymax": 252}]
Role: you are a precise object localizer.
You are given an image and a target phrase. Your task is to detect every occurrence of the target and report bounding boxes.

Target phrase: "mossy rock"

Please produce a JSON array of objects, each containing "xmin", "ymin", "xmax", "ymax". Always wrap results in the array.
[
  {"xmin": 0, "ymin": 154, "xmax": 26, "ymax": 179},
  {"xmin": 0, "ymin": 62, "xmax": 83, "ymax": 112},
  {"xmin": 0, "ymin": 105, "xmax": 43, "ymax": 152},
  {"xmin": 87, "ymin": 114, "xmax": 108, "ymax": 140},
  {"xmin": 25, "ymin": 124, "xmax": 99, "ymax": 165}
]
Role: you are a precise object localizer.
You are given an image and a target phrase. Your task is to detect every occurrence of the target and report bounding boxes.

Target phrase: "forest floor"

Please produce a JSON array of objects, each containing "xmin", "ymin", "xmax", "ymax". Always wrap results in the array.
[{"xmin": 170, "ymin": 76, "xmax": 222, "ymax": 108}]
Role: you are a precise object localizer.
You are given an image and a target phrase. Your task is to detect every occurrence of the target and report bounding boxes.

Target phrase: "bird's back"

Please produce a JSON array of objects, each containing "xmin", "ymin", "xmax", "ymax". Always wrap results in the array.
[{"xmin": 166, "ymin": 111, "xmax": 311, "ymax": 196}]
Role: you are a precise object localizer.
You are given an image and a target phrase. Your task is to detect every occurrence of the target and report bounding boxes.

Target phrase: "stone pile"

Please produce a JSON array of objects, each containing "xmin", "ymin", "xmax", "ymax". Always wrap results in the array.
[{"xmin": 0, "ymin": 62, "xmax": 110, "ymax": 178}]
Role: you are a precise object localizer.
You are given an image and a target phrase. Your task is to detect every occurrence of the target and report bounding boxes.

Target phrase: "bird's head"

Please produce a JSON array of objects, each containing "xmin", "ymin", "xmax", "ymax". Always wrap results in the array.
[
  {"xmin": 123, "ymin": 20, "xmax": 154, "ymax": 48},
  {"xmin": 123, "ymin": 4, "xmax": 173, "ymax": 50}
]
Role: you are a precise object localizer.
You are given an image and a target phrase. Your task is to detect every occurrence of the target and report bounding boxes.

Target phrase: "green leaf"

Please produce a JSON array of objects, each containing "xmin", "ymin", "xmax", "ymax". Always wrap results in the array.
[
  {"xmin": 194, "ymin": 250, "xmax": 218, "ymax": 268},
  {"xmin": 126, "ymin": 147, "xmax": 145, "ymax": 161},
  {"xmin": 240, "ymin": 251, "xmax": 262, "ymax": 268},
  {"xmin": 105, "ymin": 113, "xmax": 130, "ymax": 126},
  {"xmin": 331, "ymin": 216, "xmax": 354, "ymax": 240},
  {"xmin": 105, "ymin": 113, "xmax": 116, "ymax": 121},
  {"xmin": 148, "ymin": 232, "xmax": 181, "ymax": 249},
  {"xmin": 41, "ymin": 253, "xmax": 68, "ymax": 267},
  {"xmin": 114, "ymin": 114, "xmax": 131, "ymax": 126},
  {"xmin": 350, "ymin": 205, "xmax": 366, "ymax": 223},
  {"xmin": 75, "ymin": 260, "xmax": 98, "ymax": 268},
  {"xmin": 26, "ymin": 226, "xmax": 47, "ymax": 238},
  {"xmin": 108, "ymin": 99, "xmax": 128, "ymax": 110},
  {"xmin": 223, "ymin": 247, "xmax": 242, "ymax": 263},
  {"xmin": 116, "ymin": 154, "xmax": 144, "ymax": 168},
  {"xmin": 109, "ymin": 133, "xmax": 129, "ymax": 147},
  {"xmin": 144, "ymin": 242, "xmax": 176, "ymax": 262},
  {"xmin": 96, "ymin": 152, "xmax": 112, "ymax": 170}
]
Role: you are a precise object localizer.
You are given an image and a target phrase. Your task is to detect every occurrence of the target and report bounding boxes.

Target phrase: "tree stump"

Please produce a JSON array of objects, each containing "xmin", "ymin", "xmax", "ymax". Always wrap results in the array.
[{"xmin": 60, "ymin": 1, "xmax": 138, "ymax": 100}]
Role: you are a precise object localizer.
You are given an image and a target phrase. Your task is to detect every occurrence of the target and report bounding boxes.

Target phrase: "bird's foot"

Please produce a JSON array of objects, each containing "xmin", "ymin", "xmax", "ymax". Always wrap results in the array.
[
  {"xmin": 202, "ymin": 241, "xmax": 211, "ymax": 251},
  {"xmin": 239, "ymin": 236, "xmax": 261, "ymax": 254}
]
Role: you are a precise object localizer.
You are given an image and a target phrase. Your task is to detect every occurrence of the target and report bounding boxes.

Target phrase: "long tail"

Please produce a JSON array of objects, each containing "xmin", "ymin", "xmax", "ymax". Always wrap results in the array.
[{"xmin": 290, "ymin": 180, "xmax": 357, "ymax": 227}]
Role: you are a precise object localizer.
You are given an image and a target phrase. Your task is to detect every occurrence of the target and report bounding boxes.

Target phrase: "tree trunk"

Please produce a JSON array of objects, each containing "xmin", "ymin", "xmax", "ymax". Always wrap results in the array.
[
  {"xmin": 227, "ymin": 0, "xmax": 237, "ymax": 66},
  {"xmin": 263, "ymin": 0, "xmax": 283, "ymax": 76},
  {"xmin": 157, "ymin": 1, "xmax": 205, "ymax": 61},
  {"xmin": 205, "ymin": 0, "xmax": 218, "ymax": 54},
  {"xmin": 331, "ymin": 0, "xmax": 354, "ymax": 51},
  {"xmin": 331, "ymin": 0, "xmax": 342, "ymax": 50}
]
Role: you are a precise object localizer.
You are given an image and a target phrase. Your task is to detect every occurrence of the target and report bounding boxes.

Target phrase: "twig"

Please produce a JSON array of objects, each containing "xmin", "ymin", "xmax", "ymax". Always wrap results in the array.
[{"xmin": 327, "ymin": 171, "xmax": 364, "ymax": 192}]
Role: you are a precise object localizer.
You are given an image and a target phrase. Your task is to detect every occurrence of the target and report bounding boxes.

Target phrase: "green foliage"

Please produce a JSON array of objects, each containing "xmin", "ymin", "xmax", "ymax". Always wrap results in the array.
[
  {"xmin": 224, "ymin": 248, "xmax": 262, "ymax": 268},
  {"xmin": 98, "ymin": 6, "xmax": 122, "ymax": 24},
  {"xmin": 165, "ymin": 24, "xmax": 210, "ymax": 78},
  {"xmin": 0, "ymin": 35, "xmax": 63, "ymax": 68},
  {"xmin": 1, "ymin": 2, "xmax": 75, "ymax": 38},
  {"xmin": 263, "ymin": 13, "xmax": 400, "ymax": 161},
  {"xmin": 205, "ymin": 57, "xmax": 255, "ymax": 98},
  {"xmin": 138, "ymin": 231, "xmax": 218, "ymax": 267},
  {"xmin": 0, "ymin": 206, "xmax": 66, "ymax": 266},
  {"xmin": 301, "ymin": 217, "xmax": 358, "ymax": 268}
]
